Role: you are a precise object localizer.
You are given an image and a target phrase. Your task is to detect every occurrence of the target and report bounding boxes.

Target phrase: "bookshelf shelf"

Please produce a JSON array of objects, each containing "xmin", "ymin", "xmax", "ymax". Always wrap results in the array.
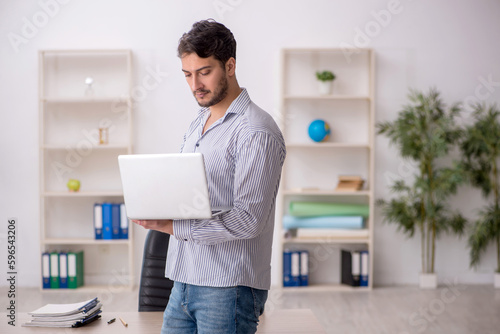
[
  {"xmin": 283, "ymin": 190, "xmax": 371, "ymax": 196},
  {"xmin": 282, "ymin": 284, "xmax": 371, "ymax": 293},
  {"xmin": 278, "ymin": 48, "xmax": 375, "ymax": 290},
  {"xmin": 284, "ymin": 95, "xmax": 370, "ymax": 101},
  {"xmin": 43, "ymin": 191, "xmax": 124, "ymax": 197},
  {"xmin": 43, "ymin": 238, "xmax": 131, "ymax": 245},
  {"xmin": 42, "ymin": 144, "xmax": 130, "ymax": 150},
  {"xmin": 286, "ymin": 143, "xmax": 370, "ymax": 149},
  {"xmin": 39, "ymin": 49, "xmax": 134, "ymax": 291},
  {"xmin": 42, "ymin": 96, "xmax": 130, "ymax": 103},
  {"xmin": 41, "ymin": 284, "xmax": 134, "ymax": 292},
  {"xmin": 284, "ymin": 236, "xmax": 370, "ymax": 244}
]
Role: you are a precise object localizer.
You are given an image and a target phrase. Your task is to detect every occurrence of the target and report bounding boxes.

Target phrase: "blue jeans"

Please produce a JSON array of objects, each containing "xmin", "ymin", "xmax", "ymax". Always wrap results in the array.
[{"xmin": 161, "ymin": 281, "xmax": 268, "ymax": 334}]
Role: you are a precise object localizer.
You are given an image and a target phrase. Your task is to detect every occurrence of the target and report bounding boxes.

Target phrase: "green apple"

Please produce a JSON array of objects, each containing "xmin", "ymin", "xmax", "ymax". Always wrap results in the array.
[{"xmin": 67, "ymin": 179, "xmax": 81, "ymax": 192}]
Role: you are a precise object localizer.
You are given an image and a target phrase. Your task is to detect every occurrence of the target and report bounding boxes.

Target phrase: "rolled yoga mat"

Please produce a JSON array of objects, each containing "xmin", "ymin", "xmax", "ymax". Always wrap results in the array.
[
  {"xmin": 283, "ymin": 215, "xmax": 364, "ymax": 229},
  {"xmin": 289, "ymin": 202, "xmax": 369, "ymax": 217}
]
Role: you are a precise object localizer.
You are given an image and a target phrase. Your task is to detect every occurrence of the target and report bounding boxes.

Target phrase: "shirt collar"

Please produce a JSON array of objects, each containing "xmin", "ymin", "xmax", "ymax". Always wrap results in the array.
[{"xmin": 197, "ymin": 88, "xmax": 251, "ymax": 120}]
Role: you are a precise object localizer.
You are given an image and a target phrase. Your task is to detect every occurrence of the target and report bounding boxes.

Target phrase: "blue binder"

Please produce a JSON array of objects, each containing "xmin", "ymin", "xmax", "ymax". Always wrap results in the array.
[
  {"xmin": 283, "ymin": 250, "xmax": 300, "ymax": 287},
  {"xmin": 93, "ymin": 203, "xmax": 102, "ymax": 239},
  {"xmin": 360, "ymin": 250, "xmax": 369, "ymax": 287},
  {"xmin": 299, "ymin": 250, "xmax": 309, "ymax": 286},
  {"xmin": 102, "ymin": 203, "xmax": 113, "ymax": 240},
  {"xmin": 41, "ymin": 252, "xmax": 50, "ymax": 289},
  {"xmin": 59, "ymin": 252, "xmax": 68, "ymax": 288},
  {"xmin": 120, "ymin": 203, "xmax": 129, "ymax": 239},
  {"xmin": 112, "ymin": 204, "xmax": 121, "ymax": 239}
]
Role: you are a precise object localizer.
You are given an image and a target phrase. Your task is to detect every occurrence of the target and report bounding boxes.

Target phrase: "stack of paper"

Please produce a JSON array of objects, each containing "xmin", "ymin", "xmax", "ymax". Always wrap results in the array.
[{"xmin": 22, "ymin": 297, "xmax": 102, "ymax": 328}]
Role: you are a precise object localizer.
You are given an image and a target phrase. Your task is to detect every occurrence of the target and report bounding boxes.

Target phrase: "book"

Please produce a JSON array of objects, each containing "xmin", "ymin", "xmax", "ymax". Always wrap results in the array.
[
  {"xmin": 102, "ymin": 203, "xmax": 113, "ymax": 240},
  {"xmin": 23, "ymin": 297, "xmax": 102, "ymax": 328},
  {"xmin": 112, "ymin": 203, "xmax": 121, "ymax": 239},
  {"xmin": 120, "ymin": 203, "xmax": 129, "ymax": 239},
  {"xmin": 360, "ymin": 250, "xmax": 369, "ymax": 287},
  {"xmin": 59, "ymin": 253, "xmax": 68, "ymax": 289},
  {"xmin": 49, "ymin": 252, "xmax": 59, "ymax": 289},
  {"xmin": 41, "ymin": 253, "xmax": 50, "ymax": 289},
  {"xmin": 93, "ymin": 203, "xmax": 102, "ymax": 239},
  {"xmin": 67, "ymin": 251, "xmax": 84, "ymax": 289}
]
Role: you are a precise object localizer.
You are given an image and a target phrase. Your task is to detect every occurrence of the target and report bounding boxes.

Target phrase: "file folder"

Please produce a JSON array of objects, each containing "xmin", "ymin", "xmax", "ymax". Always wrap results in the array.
[
  {"xmin": 102, "ymin": 203, "xmax": 113, "ymax": 240},
  {"xmin": 111, "ymin": 204, "xmax": 121, "ymax": 239},
  {"xmin": 299, "ymin": 250, "xmax": 309, "ymax": 286},
  {"xmin": 42, "ymin": 252, "xmax": 50, "ymax": 289},
  {"xmin": 360, "ymin": 250, "xmax": 369, "ymax": 287},
  {"xmin": 50, "ymin": 252, "xmax": 59, "ymax": 289},
  {"xmin": 68, "ymin": 251, "xmax": 84, "ymax": 289},
  {"xmin": 93, "ymin": 203, "xmax": 102, "ymax": 239},
  {"xmin": 59, "ymin": 253, "xmax": 68, "ymax": 289},
  {"xmin": 120, "ymin": 203, "xmax": 128, "ymax": 239}
]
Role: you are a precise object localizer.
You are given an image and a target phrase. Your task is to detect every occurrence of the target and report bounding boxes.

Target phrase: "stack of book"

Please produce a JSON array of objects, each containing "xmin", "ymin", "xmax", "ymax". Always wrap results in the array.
[
  {"xmin": 335, "ymin": 175, "xmax": 364, "ymax": 191},
  {"xmin": 22, "ymin": 297, "xmax": 101, "ymax": 328}
]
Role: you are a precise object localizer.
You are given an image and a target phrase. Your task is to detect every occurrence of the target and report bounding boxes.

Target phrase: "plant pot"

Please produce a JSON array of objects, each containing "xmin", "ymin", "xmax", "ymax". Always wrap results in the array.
[
  {"xmin": 318, "ymin": 81, "xmax": 333, "ymax": 95},
  {"xmin": 419, "ymin": 273, "xmax": 437, "ymax": 289},
  {"xmin": 495, "ymin": 273, "xmax": 500, "ymax": 288}
]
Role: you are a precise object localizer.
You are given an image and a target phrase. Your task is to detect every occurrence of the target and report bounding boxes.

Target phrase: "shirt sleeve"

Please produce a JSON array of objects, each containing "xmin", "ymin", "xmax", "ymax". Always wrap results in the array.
[{"xmin": 172, "ymin": 131, "xmax": 285, "ymax": 245}]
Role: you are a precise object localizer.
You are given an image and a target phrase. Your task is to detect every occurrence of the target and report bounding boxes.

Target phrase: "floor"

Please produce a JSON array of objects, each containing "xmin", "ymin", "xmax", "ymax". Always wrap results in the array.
[{"xmin": 6, "ymin": 284, "xmax": 500, "ymax": 333}]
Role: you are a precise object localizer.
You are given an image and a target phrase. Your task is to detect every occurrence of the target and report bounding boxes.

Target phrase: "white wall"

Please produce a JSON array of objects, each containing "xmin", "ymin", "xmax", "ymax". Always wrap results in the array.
[{"xmin": 1, "ymin": 0, "xmax": 499, "ymax": 288}]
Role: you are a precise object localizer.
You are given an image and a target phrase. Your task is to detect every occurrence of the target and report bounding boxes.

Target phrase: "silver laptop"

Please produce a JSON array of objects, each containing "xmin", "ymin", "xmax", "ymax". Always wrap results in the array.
[{"xmin": 118, "ymin": 153, "xmax": 230, "ymax": 220}]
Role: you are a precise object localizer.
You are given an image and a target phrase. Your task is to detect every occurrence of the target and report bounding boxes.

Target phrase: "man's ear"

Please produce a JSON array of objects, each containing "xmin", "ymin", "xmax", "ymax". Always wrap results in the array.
[{"xmin": 225, "ymin": 57, "xmax": 236, "ymax": 76}]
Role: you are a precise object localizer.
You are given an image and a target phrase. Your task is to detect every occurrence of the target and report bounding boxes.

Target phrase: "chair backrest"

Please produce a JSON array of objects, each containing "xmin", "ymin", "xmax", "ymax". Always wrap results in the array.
[{"xmin": 138, "ymin": 230, "xmax": 174, "ymax": 311}]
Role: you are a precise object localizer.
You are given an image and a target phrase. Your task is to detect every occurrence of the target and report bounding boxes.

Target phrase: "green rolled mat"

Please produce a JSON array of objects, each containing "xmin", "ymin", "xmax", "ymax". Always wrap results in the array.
[{"xmin": 289, "ymin": 202, "xmax": 369, "ymax": 217}]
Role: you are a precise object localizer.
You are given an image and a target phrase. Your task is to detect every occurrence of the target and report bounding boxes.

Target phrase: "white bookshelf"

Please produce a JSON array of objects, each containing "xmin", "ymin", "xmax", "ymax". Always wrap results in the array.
[
  {"xmin": 38, "ymin": 49, "xmax": 134, "ymax": 290},
  {"xmin": 278, "ymin": 48, "xmax": 375, "ymax": 290}
]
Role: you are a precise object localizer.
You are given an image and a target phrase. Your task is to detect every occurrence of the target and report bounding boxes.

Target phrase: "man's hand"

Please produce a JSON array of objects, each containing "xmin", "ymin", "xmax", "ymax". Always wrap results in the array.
[{"xmin": 132, "ymin": 219, "xmax": 174, "ymax": 235}]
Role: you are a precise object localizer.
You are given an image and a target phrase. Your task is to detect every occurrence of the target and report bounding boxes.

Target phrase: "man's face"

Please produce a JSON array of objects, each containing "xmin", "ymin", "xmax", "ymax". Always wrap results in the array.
[{"xmin": 181, "ymin": 53, "xmax": 228, "ymax": 108}]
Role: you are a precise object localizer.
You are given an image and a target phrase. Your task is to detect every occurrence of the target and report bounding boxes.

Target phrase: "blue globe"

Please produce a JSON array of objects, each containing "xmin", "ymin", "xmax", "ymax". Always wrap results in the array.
[{"xmin": 308, "ymin": 119, "xmax": 331, "ymax": 142}]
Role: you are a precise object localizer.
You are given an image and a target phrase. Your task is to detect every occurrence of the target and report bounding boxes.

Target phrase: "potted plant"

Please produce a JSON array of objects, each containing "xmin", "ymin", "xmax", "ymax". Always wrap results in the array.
[
  {"xmin": 315, "ymin": 70, "xmax": 336, "ymax": 95},
  {"xmin": 376, "ymin": 88, "xmax": 467, "ymax": 288},
  {"xmin": 460, "ymin": 103, "xmax": 500, "ymax": 288}
]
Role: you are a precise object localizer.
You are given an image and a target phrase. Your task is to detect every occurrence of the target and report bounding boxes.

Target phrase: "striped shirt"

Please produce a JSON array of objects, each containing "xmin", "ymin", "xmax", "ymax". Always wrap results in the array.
[{"xmin": 165, "ymin": 88, "xmax": 286, "ymax": 290}]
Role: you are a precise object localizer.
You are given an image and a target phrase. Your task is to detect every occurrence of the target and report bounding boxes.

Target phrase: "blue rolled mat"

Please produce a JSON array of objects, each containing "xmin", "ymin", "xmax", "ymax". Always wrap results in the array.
[{"xmin": 283, "ymin": 215, "xmax": 364, "ymax": 229}]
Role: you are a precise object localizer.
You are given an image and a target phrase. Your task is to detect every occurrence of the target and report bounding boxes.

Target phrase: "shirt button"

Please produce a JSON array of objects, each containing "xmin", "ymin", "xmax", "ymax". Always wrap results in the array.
[{"xmin": 196, "ymin": 143, "xmax": 199, "ymax": 147}]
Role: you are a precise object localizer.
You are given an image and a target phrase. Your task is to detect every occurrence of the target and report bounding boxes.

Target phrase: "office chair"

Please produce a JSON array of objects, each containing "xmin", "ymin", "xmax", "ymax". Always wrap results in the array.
[{"xmin": 138, "ymin": 230, "xmax": 174, "ymax": 311}]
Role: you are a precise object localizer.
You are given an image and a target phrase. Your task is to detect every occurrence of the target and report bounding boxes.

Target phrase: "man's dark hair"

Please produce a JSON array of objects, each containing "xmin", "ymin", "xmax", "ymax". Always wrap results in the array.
[{"xmin": 177, "ymin": 19, "xmax": 236, "ymax": 68}]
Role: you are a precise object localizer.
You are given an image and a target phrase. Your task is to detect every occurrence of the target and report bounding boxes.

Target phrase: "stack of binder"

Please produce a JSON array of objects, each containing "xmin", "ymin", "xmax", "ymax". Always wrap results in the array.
[
  {"xmin": 283, "ymin": 250, "xmax": 309, "ymax": 287},
  {"xmin": 94, "ymin": 203, "xmax": 129, "ymax": 239},
  {"xmin": 42, "ymin": 251, "xmax": 83, "ymax": 289},
  {"xmin": 341, "ymin": 249, "xmax": 369, "ymax": 287},
  {"xmin": 22, "ymin": 297, "xmax": 101, "ymax": 328}
]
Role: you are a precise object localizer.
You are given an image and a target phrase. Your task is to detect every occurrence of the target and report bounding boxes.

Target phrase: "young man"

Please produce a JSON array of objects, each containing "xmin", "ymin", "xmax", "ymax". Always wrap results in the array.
[{"xmin": 133, "ymin": 20, "xmax": 286, "ymax": 333}]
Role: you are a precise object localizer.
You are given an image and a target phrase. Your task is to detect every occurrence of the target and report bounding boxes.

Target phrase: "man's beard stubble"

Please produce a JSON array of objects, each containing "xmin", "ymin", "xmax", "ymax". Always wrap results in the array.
[{"xmin": 195, "ymin": 74, "xmax": 229, "ymax": 108}]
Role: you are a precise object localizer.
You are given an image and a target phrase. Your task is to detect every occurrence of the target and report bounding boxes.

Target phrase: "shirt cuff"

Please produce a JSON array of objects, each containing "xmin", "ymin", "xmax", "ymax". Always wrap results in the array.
[{"xmin": 173, "ymin": 219, "xmax": 192, "ymax": 242}]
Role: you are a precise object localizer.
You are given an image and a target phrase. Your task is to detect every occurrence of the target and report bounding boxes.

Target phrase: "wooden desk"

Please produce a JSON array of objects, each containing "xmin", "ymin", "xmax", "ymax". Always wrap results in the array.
[{"xmin": 3, "ymin": 309, "xmax": 326, "ymax": 333}]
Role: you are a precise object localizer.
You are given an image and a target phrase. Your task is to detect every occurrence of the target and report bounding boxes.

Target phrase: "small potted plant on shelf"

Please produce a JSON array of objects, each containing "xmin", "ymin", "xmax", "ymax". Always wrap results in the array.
[
  {"xmin": 315, "ymin": 70, "xmax": 336, "ymax": 95},
  {"xmin": 460, "ymin": 103, "xmax": 500, "ymax": 288},
  {"xmin": 376, "ymin": 88, "xmax": 467, "ymax": 289}
]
